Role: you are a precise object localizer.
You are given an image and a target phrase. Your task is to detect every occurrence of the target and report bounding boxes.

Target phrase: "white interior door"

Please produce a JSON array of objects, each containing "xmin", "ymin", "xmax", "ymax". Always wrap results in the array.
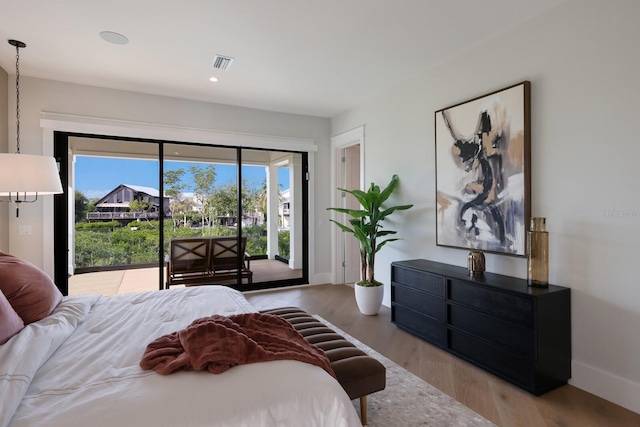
[
  {"xmin": 330, "ymin": 126, "xmax": 364, "ymax": 285},
  {"xmin": 343, "ymin": 145, "xmax": 361, "ymax": 284}
]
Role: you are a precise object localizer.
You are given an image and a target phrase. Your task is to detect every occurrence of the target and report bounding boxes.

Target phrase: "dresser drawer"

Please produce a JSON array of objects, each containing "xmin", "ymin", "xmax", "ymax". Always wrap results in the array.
[
  {"xmin": 393, "ymin": 306, "xmax": 445, "ymax": 347},
  {"xmin": 448, "ymin": 280, "xmax": 533, "ymax": 327},
  {"xmin": 391, "ymin": 259, "xmax": 570, "ymax": 395},
  {"xmin": 448, "ymin": 304, "xmax": 535, "ymax": 358},
  {"xmin": 392, "ymin": 284, "xmax": 445, "ymax": 322},
  {"xmin": 392, "ymin": 267, "xmax": 445, "ymax": 297},
  {"xmin": 449, "ymin": 330, "xmax": 535, "ymax": 391}
]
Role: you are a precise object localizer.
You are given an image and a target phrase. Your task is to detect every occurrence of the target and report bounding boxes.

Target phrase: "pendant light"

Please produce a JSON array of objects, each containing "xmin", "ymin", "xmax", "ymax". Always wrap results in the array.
[{"xmin": 0, "ymin": 39, "xmax": 63, "ymax": 217}]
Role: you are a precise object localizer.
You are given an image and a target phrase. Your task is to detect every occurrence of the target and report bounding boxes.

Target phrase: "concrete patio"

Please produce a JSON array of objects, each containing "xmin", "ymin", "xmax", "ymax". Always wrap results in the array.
[{"xmin": 68, "ymin": 258, "xmax": 302, "ymax": 296}]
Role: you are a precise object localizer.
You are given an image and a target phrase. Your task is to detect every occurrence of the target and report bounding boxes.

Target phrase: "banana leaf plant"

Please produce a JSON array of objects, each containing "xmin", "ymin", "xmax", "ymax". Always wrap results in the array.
[{"xmin": 328, "ymin": 174, "xmax": 413, "ymax": 287}]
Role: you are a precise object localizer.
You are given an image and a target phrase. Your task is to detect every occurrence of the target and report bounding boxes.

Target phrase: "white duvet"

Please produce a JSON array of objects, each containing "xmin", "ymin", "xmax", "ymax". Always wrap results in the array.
[{"xmin": 0, "ymin": 286, "xmax": 360, "ymax": 427}]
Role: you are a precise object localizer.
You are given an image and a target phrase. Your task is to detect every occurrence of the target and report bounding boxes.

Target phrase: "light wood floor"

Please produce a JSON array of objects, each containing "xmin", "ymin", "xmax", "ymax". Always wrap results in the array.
[{"xmin": 245, "ymin": 284, "xmax": 640, "ymax": 427}]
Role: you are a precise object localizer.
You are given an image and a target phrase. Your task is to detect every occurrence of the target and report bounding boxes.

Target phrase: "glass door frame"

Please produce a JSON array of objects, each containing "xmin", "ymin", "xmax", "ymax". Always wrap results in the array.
[{"xmin": 54, "ymin": 131, "xmax": 309, "ymax": 295}]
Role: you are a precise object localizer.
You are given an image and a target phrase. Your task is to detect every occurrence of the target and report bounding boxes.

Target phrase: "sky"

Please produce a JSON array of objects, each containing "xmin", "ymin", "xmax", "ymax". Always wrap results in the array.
[{"xmin": 75, "ymin": 156, "xmax": 290, "ymax": 199}]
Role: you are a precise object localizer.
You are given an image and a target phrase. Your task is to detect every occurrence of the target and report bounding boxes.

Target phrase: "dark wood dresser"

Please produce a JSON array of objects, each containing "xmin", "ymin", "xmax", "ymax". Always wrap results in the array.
[{"xmin": 391, "ymin": 259, "xmax": 571, "ymax": 395}]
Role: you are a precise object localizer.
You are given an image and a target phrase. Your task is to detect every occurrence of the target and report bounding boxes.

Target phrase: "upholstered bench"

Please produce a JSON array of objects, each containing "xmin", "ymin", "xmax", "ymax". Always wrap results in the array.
[{"xmin": 261, "ymin": 307, "xmax": 386, "ymax": 425}]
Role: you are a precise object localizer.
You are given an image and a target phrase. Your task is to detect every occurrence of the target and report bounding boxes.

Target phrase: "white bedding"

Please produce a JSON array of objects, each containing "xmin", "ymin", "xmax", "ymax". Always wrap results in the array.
[{"xmin": 0, "ymin": 286, "xmax": 360, "ymax": 427}]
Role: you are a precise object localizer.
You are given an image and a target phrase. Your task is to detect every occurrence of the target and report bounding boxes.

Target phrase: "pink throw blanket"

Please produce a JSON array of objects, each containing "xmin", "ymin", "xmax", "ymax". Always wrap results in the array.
[{"xmin": 140, "ymin": 313, "xmax": 335, "ymax": 378}]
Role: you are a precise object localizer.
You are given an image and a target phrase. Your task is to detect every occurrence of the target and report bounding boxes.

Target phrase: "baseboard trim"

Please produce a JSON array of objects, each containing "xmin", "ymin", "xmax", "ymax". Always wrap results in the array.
[
  {"xmin": 571, "ymin": 360, "xmax": 640, "ymax": 414},
  {"xmin": 310, "ymin": 272, "xmax": 332, "ymax": 285}
]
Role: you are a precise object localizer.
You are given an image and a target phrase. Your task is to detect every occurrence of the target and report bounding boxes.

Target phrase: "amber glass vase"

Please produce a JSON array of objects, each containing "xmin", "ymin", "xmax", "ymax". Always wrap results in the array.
[
  {"xmin": 527, "ymin": 217, "xmax": 549, "ymax": 287},
  {"xmin": 467, "ymin": 251, "xmax": 485, "ymax": 276}
]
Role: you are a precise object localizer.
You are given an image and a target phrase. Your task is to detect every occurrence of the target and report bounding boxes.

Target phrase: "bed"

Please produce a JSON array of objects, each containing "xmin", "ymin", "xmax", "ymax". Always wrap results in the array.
[{"xmin": 0, "ymin": 285, "xmax": 361, "ymax": 427}]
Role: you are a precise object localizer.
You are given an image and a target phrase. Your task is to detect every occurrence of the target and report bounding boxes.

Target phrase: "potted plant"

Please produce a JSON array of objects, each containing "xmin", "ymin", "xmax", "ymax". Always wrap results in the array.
[{"xmin": 328, "ymin": 174, "xmax": 413, "ymax": 315}]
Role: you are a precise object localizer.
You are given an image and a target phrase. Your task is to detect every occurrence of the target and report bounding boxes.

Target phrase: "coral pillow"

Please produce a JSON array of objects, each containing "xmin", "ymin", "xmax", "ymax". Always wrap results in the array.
[
  {"xmin": 0, "ymin": 289, "xmax": 24, "ymax": 345},
  {"xmin": 0, "ymin": 252, "xmax": 63, "ymax": 324}
]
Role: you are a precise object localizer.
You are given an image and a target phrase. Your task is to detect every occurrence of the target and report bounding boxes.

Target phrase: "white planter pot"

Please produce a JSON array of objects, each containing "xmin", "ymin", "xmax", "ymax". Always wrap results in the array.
[{"xmin": 354, "ymin": 284, "xmax": 384, "ymax": 315}]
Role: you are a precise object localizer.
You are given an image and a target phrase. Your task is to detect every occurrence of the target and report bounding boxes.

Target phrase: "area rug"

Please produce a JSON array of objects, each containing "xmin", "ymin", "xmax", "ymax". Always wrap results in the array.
[{"xmin": 314, "ymin": 316, "xmax": 496, "ymax": 427}]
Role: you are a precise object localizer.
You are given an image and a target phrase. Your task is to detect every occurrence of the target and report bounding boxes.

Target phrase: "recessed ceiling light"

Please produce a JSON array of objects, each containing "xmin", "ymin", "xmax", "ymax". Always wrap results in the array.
[
  {"xmin": 209, "ymin": 76, "xmax": 219, "ymax": 82},
  {"xmin": 99, "ymin": 31, "xmax": 129, "ymax": 45}
]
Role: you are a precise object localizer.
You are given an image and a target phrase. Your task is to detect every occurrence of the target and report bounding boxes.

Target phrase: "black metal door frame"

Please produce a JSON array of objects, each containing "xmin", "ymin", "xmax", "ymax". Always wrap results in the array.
[{"xmin": 53, "ymin": 132, "xmax": 309, "ymax": 295}]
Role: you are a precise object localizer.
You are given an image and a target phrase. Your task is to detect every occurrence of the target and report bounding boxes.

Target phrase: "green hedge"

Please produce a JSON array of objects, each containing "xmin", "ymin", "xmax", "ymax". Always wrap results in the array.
[
  {"xmin": 74, "ymin": 223, "xmax": 292, "ymax": 268},
  {"xmin": 278, "ymin": 230, "xmax": 290, "ymax": 259},
  {"xmin": 75, "ymin": 220, "xmax": 121, "ymax": 230}
]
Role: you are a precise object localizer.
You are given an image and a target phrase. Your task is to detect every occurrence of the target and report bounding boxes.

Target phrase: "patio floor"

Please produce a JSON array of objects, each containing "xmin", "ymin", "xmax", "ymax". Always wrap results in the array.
[{"xmin": 68, "ymin": 258, "xmax": 302, "ymax": 296}]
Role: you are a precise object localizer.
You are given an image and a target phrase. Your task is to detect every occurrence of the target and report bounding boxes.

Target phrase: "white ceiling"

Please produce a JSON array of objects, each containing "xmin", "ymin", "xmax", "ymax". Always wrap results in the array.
[{"xmin": 0, "ymin": 0, "xmax": 568, "ymax": 118}]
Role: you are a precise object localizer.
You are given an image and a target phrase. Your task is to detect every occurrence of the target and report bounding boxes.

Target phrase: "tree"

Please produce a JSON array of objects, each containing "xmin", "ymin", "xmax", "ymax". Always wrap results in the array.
[
  {"xmin": 210, "ymin": 182, "xmax": 236, "ymax": 224},
  {"xmin": 87, "ymin": 198, "xmax": 98, "ymax": 214},
  {"xmin": 75, "ymin": 190, "xmax": 89, "ymax": 223},
  {"xmin": 210, "ymin": 179, "xmax": 258, "ymax": 227},
  {"xmin": 190, "ymin": 165, "xmax": 217, "ymax": 232},
  {"xmin": 242, "ymin": 180, "xmax": 262, "ymax": 226},
  {"xmin": 128, "ymin": 199, "xmax": 152, "ymax": 214},
  {"xmin": 164, "ymin": 168, "xmax": 187, "ymax": 230},
  {"xmin": 257, "ymin": 179, "xmax": 284, "ymax": 223}
]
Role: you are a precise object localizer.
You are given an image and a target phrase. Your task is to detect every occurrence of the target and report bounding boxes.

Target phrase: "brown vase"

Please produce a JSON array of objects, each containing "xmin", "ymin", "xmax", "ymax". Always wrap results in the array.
[
  {"xmin": 467, "ymin": 251, "xmax": 485, "ymax": 276},
  {"xmin": 527, "ymin": 217, "xmax": 549, "ymax": 287}
]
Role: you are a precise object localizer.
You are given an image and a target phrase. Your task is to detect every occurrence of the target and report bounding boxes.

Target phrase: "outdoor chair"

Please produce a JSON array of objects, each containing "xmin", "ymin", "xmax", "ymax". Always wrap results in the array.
[
  {"xmin": 209, "ymin": 236, "xmax": 253, "ymax": 285},
  {"xmin": 165, "ymin": 237, "xmax": 212, "ymax": 288}
]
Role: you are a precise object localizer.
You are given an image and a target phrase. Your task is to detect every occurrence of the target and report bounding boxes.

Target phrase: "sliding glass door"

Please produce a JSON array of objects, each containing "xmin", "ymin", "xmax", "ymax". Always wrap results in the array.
[
  {"xmin": 240, "ymin": 149, "xmax": 304, "ymax": 284},
  {"xmin": 55, "ymin": 133, "xmax": 307, "ymax": 296},
  {"xmin": 66, "ymin": 137, "xmax": 162, "ymax": 296}
]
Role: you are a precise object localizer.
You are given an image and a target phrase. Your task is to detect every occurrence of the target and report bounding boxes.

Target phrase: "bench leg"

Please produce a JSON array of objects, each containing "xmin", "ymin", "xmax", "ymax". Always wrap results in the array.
[{"xmin": 360, "ymin": 395, "xmax": 367, "ymax": 425}]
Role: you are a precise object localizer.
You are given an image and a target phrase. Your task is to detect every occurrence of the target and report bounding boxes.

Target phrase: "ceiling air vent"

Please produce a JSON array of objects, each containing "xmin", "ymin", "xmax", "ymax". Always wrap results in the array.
[{"xmin": 212, "ymin": 54, "xmax": 234, "ymax": 71}]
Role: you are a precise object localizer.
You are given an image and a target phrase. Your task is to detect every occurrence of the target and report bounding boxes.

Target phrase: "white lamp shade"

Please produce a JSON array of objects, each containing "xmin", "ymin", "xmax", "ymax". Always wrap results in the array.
[{"xmin": 0, "ymin": 153, "xmax": 63, "ymax": 196}]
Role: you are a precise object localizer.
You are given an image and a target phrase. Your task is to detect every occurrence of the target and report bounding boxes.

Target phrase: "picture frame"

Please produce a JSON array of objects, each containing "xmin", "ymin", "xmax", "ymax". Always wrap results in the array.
[{"xmin": 434, "ymin": 81, "xmax": 531, "ymax": 256}]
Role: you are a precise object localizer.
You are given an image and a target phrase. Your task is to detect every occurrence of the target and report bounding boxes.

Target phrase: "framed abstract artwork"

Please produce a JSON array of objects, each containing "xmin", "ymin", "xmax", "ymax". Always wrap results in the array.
[{"xmin": 435, "ymin": 81, "xmax": 531, "ymax": 256}]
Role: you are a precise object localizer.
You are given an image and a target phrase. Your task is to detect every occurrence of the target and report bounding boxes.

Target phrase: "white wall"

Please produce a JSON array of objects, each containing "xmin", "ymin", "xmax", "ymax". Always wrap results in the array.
[
  {"xmin": 3, "ymin": 77, "xmax": 333, "ymax": 282},
  {"xmin": 0, "ymin": 66, "xmax": 8, "ymax": 250},
  {"xmin": 331, "ymin": 0, "xmax": 640, "ymax": 414}
]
